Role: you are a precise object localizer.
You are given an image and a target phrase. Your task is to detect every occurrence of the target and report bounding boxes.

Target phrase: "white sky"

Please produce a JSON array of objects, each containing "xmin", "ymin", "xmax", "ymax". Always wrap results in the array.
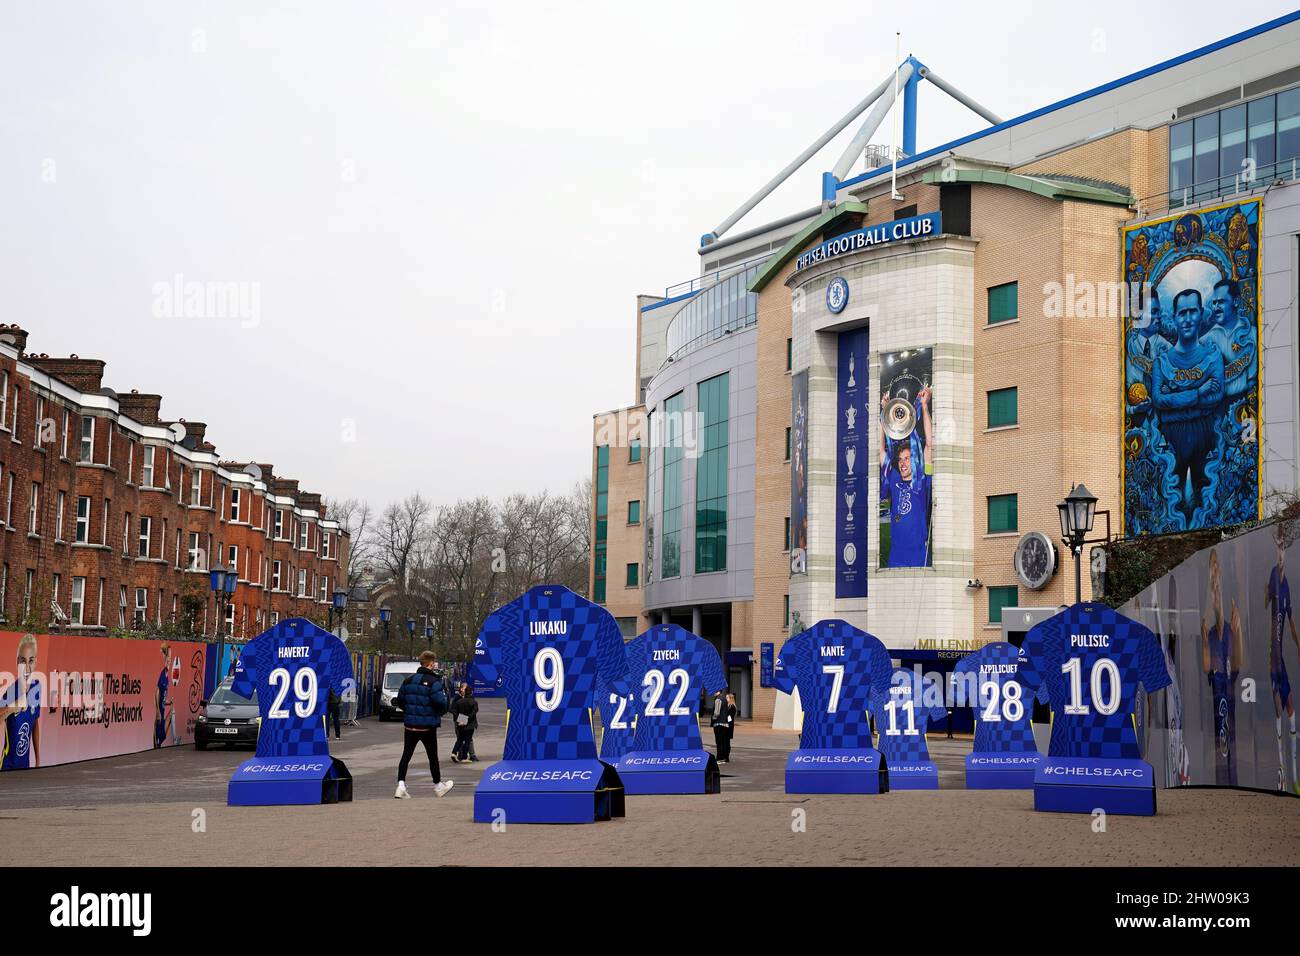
[{"xmin": 0, "ymin": 0, "xmax": 1293, "ymax": 507}]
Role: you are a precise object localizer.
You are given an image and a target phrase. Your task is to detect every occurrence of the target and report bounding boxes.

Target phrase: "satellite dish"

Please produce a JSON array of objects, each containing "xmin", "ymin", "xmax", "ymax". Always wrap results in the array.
[
  {"xmin": 168, "ymin": 422, "xmax": 187, "ymax": 442},
  {"xmin": 0, "ymin": 333, "xmax": 16, "ymax": 347},
  {"xmin": 243, "ymin": 463, "xmax": 263, "ymax": 481}
]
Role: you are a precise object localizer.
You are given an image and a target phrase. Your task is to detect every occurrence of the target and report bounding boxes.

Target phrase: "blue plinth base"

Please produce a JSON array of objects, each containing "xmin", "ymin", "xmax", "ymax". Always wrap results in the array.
[
  {"xmin": 617, "ymin": 750, "xmax": 720, "ymax": 795},
  {"xmin": 785, "ymin": 748, "xmax": 888, "ymax": 794},
  {"xmin": 965, "ymin": 752, "xmax": 1041, "ymax": 789},
  {"xmin": 227, "ymin": 756, "xmax": 353, "ymax": 806},
  {"xmin": 886, "ymin": 760, "xmax": 939, "ymax": 789},
  {"xmin": 473, "ymin": 759, "xmax": 625, "ymax": 824},
  {"xmin": 1033, "ymin": 757, "xmax": 1156, "ymax": 816}
]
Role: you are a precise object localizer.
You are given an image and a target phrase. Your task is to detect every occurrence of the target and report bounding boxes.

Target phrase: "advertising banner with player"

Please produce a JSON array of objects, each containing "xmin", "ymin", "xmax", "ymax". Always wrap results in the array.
[
  {"xmin": 0, "ymin": 631, "xmax": 206, "ymax": 771},
  {"xmin": 472, "ymin": 585, "xmax": 631, "ymax": 822},
  {"xmin": 1121, "ymin": 199, "xmax": 1262, "ymax": 536},
  {"xmin": 790, "ymin": 370, "xmax": 809, "ymax": 575},
  {"xmin": 836, "ymin": 327, "xmax": 869, "ymax": 598},
  {"xmin": 878, "ymin": 347, "xmax": 934, "ymax": 569},
  {"xmin": 1123, "ymin": 517, "xmax": 1300, "ymax": 796}
]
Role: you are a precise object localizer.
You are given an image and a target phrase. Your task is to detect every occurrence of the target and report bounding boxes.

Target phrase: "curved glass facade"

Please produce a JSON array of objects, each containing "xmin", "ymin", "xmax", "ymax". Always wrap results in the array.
[{"xmin": 663, "ymin": 264, "xmax": 761, "ymax": 365}]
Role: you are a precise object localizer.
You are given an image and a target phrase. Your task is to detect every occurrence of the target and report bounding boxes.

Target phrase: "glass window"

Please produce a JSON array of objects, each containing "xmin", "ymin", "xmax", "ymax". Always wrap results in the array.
[
  {"xmin": 79, "ymin": 416, "xmax": 94, "ymax": 462},
  {"xmin": 987, "ymin": 282, "xmax": 1018, "ymax": 324},
  {"xmin": 593, "ymin": 577, "xmax": 606, "ymax": 604},
  {"xmin": 988, "ymin": 585, "xmax": 1019, "ymax": 625},
  {"xmin": 625, "ymin": 563, "xmax": 639, "ymax": 587},
  {"xmin": 1169, "ymin": 119, "xmax": 1194, "ymax": 200},
  {"xmin": 1218, "ymin": 104, "xmax": 1246, "ymax": 193},
  {"xmin": 1193, "ymin": 112, "xmax": 1219, "ymax": 199},
  {"xmin": 1248, "ymin": 95, "xmax": 1276, "ymax": 183},
  {"xmin": 784, "ymin": 516, "xmax": 791, "ymax": 552},
  {"xmin": 987, "ymin": 387, "xmax": 1018, "ymax": 428},
  {"xmin": 987, "ymin": 494, "xmax": 1019, "ymax": 534},
  {"xmin": 786, "ymin": 338, "xmax": 793, "ymax": 372},
  {"xmin": 661, "ymin": 392, "xmax": 685, "ymax": 578},
  {"xmin": 628, "ymin": 439, "xmax": 641, "ymax": 463},
  {"xmin": 785, "ymin": 427, "xmax": 792, "ymax": 461},
  {"xmin": 627, "ymin": 499, "xmax": 640, "ymax": 524},
  {"xmin": 1279, "ymin": 87, "xmax": 1300, "ymax": 169},
  {"xmin": 695, "ymin": 374, "xmax": 729, "ymax": 574}
]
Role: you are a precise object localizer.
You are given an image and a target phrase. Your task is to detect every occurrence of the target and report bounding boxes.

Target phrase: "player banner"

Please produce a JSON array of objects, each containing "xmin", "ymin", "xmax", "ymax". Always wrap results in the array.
[
  {"xmin": 836, "ymin": 328, "xmax": 869, "ymax": 597},
  {"xmin": 1124, "ymin": 517, "xmax": 1300, "ymax": 796},
  {"xmin": 1122, "ymin": 199, "xmax": 1262, "ymax": 536},
  {"xmin": 790, "ymin": 370, "xmax": 809, "ymax": 575},
  {"xmin": 0, "ymin": 630, "xmax": 206, "ymax": 771},
  {"xmin": 878, "ymin": 346, "xmax": 934, "ymax": 568}
]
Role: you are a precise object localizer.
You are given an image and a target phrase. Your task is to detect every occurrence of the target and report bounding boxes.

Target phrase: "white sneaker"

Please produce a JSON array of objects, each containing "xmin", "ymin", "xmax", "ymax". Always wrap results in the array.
[
  {"xmin": 394, "ymin": 781, "xmax": 410, "ymax": 799},
  {"xmin": 434, "ymin": 780, "xmax": 454, "ymax": 798}
]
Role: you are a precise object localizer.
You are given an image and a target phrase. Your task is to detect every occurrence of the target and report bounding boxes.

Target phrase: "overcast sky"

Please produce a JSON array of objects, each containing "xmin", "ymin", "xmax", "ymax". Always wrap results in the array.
[{"xmin": 0, "ymin": 0, "xmax": 1292, "ymax": 509}]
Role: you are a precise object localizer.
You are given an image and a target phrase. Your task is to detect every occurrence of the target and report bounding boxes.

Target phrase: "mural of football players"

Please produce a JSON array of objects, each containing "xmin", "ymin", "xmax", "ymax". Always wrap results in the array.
[
  {"xmin": 1152, "ymin": 288, "xmax": 1225, "ymax": 523},
  {"xmin": 1, "ymin": 634, "xmax": 42, "ymax": 770},
  {"xmin": 1202, "ymin": 548, "xmax": 1243, "ymax": 786},
  {"xmin": 878, "ymin": 384, "xmax": 933, "ymax": 568},
  {"xmin": 1203, "ymin": 278, "xmax": 1255, "ymax": 405},
  {"xmin": 1265, "ymin": 533, "xmax": 1299, "ymax": 793}
]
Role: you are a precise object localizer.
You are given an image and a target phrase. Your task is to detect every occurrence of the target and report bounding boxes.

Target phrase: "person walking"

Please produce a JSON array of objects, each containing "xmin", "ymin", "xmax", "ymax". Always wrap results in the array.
[
  {"xmin": 710, "ymin": 689, "xmax": 735, "ymax": 764},
  {"xmin": 325, "ymin": 687, "xmax": 342, "ymax": 740},
  {"xmin": 394, "ymin": 651, "xmax": 453, "ymax": 799},
  {"xmin": 449, "ymin": 683, "xmax": 479, "ymax": 763}
]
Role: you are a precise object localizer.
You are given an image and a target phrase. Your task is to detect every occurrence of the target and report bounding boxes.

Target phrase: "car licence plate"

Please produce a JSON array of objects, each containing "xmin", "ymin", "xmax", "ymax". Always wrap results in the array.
[{"xmin": 214, "ymin": 727, "xmax": 239, "ymax": 735}]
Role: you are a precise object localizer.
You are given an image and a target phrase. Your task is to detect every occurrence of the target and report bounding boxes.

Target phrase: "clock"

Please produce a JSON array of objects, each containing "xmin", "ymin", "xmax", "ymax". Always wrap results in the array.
[
  {"xmin": 826, "ymin": 276, "xmax": 849, "ymax": 314},
  {"xmin": 1013, "ymin": 531, "xmax": 1057, "ymax": 590}
]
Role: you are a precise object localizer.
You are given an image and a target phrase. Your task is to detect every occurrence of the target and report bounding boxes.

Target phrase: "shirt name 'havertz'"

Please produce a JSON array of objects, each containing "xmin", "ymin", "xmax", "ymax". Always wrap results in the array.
[
  {"xmin": 277, "ymin": 646, "xmax": 311, "ymax": 658},
  {"xmin": 529, "ymin": 621, "xmax": 568, "ymax": 636}
]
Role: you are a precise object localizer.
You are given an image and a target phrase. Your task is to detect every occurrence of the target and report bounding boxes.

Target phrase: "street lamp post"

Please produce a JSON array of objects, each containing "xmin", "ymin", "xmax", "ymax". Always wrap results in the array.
[
  {"xmin": 209, "ymin": 563, "xmax": 238, "ymax": 684},
  {"xmin": 379, "ymin": 605, "xmax": 392, "ymax": 674},
  {"xmin": 406, "ymin": 618, "xmax": 416, "ymax": 659},
  {"xmin": 424, "ymin": 624, "xmax": 433, "ymax": 649},
  {"xmin": 329, "ymin": 588, "xmax": 348, "ymax": 634},
  {"xmin": 1057, "ymin": 483, "xmax": 1099, "ymax": 605}
]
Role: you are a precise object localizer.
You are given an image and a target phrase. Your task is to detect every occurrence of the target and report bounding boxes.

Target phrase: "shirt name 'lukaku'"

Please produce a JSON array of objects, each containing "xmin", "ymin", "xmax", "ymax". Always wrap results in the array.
[
  {"xmin": 50, "ymin": 886, "xmax": 151, "ymax": 936},
  {"xmin": 529, "ymin": 621, "xmax": 568, "ymax": 636}
]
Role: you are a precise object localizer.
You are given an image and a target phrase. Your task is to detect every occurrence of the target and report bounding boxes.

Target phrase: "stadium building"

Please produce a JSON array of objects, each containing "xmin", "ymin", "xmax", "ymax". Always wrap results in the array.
[{"xmin": 591, "ymin": 13, "xmax": 1300, "ymax": 723}]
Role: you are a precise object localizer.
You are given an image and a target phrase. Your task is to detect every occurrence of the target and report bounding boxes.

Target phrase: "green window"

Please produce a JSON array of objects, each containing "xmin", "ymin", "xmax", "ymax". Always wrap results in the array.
[
  {"xmin": 661, "ymin": 393, "xmax": 684, "ymax": 578},
  {"xmin": 784, "ymin": 595, "xmax": 790, "ymax": 629},
  {"xmin": 695, "ymin": 373, "xmax": 729, "ymax": 573},
  {"xmin": 988, "ymin": 585, "xmax": 1019, "ymax": 624},
  {"xmin": 594, "ymin": 446, "xmax": 609, "ymax": 602},
  {"xmin": 786, "ymin": 338, "xmax": 793, "ymax": 371},
  {"xmin": 628, "ymin": 439, "xmax": 641, "ymax": 463},
  {"xmin": 987, "ymin": 282, "xmax": 1018, "ymax": 324},
  {"xmin": 784, "ymin": 516, "xmax": 791, "ymax": 551},
  {"xmin": 628, "ymin": 499, "xmax": 640, "ymax": 524},
  {"xmin": 987, "ymin": 493, "xmax": 1018, "ymax": 534},
  {"xmin": 785, "ymin": 427, "xmax": 791, "ymax": 461},
  {"xmin": 626, "ymin": 563, "xmax": 639, "ymax": 587},
  {"xmin": 987, "ymin": 387, "xmax": 1018, "ymax": 428}
]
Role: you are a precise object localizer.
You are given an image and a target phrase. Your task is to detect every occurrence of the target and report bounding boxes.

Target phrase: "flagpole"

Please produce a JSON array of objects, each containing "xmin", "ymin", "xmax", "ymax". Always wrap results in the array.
[{"xmin": 891, "ymin": 32, "xmax": 903, "ymax": 201}]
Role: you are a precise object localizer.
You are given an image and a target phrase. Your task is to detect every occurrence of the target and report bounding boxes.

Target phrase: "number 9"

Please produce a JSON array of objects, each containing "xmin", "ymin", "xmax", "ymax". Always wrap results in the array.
[{"xmin": 533, "ymin": 647, "xmax": 564, "ymax": 712}]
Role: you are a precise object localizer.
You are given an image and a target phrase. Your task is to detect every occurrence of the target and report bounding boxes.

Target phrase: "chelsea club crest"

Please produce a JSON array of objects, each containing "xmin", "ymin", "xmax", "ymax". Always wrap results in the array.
[{"xmin": 826, "ymin": 276, "xmax": 849, "ymax": 314}]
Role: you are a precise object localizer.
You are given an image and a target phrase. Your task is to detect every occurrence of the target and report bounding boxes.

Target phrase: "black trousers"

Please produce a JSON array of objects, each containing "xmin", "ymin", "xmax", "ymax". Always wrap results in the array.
[
  {"xmin": 713, "ymin": 726, "xmax": 732, "ymax": 761},
  {"xmin": 397, "ymin": 727, "xmax": 440, "ymax": 783},
  {"xmin": 452, "ymin": 724, "xmax": 476, "ymax": 760},
  {"xmin": 326, "ymin": 701, "xmax": 341, "ymax": 738}
]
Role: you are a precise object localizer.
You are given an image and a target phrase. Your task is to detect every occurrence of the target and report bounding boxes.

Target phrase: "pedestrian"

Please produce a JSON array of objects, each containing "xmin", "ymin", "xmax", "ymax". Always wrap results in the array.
[
  {"xmin": 394, "ymin": 651, "xmax": 453, "ymax": 799},
  {"xmin": 450, "ymin": 683, "xmax": 478, "ymax": 763},
  {"xmin": 710, "ymin": 689, "xmax": 734, "ymax": 764},
  {"xmin": 326, "ymin": 687, "xmax": 342, "ymax": 740},
  {"xmin": 725, "ymin": 692, "xmax": 738, "ymax": 756}
]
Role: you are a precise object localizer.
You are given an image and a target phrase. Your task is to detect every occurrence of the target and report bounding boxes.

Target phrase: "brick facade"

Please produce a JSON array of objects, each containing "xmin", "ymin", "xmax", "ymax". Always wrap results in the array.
[{"xmin": 0, "ymin": 325, "xmax": 348, "ymax": 639}]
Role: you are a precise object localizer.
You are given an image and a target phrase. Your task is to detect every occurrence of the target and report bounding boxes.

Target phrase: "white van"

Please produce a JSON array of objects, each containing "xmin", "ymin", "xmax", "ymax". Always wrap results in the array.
[{"xmin": 378, "ymin": 661, "xmax": 419, "ymax": 721}]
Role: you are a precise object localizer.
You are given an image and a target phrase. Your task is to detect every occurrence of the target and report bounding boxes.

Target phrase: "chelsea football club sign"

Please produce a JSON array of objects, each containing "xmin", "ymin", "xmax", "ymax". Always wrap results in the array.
[
  {"xmin": 826, "ymin": 277, "xmax": 849, "ymax": 314},
  {"xmin": 796, "ymin": 211, "xmax": 941, "ymax": 272}
]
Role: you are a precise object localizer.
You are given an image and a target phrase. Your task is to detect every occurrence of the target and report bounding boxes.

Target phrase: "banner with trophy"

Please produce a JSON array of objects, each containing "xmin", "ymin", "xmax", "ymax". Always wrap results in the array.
[
  {"xmin": 1121, "ymin": 199, "xmax": 1262, "ymax": 536},
  {"xmin": 790, "ymin": 370, "xmax": 809, "ymax": 576},
  {"xmin": 836, "ymin": 328, "xmax": 870, "ymax": 598},
  {"xmin": 878, "ymin": 347, "xmax": 934, "ymax": 569}
]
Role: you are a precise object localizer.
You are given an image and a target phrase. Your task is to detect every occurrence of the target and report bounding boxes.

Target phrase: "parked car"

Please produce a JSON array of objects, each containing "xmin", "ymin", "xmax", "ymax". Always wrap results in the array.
[
  {"xmin": 195, "ymin": 678, "xmax": 260, "ymax": 750},
  {"xmin": 377, "ymin": 661, "xmax": 419, "ymax": 721}
]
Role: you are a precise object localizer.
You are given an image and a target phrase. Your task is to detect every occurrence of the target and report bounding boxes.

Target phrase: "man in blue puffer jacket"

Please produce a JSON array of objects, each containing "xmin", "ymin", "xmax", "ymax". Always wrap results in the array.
[{"xmin": 394, "ymin": 651, "xmax": 454, "ymax": 799}]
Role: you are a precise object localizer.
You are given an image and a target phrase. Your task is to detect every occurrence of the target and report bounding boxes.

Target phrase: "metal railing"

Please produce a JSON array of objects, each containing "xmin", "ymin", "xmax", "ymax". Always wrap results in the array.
[
  {"xmin": 1140, "ymin": 158, "xmax": 1299, "ymax": 216},
  {"xmin": 662, "ymin": 251, "xmax": 772, "ymax": 300}
]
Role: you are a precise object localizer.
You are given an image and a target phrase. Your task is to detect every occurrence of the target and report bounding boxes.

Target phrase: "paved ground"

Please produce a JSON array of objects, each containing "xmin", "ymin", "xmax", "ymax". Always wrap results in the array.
[{"xmin": 0, "ymin": 698, "xmax": 1295, "ymax": 866}]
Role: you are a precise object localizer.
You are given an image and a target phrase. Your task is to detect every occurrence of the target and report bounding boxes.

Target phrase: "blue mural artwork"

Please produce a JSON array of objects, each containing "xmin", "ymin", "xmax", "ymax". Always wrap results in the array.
[{"xmin": 1122, "ymin": 200, "xmax": 1261, "ymax": 536}]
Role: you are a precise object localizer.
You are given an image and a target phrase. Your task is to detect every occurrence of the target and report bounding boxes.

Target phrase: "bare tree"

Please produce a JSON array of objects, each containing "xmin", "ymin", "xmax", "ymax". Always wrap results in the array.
[
  {"xmin": 378, "ymin": 493, "xmax": 433, "ymax": 596},
  {"xmin": 324, "ymin": 496, "xmax": 375, "ymax": 590}
]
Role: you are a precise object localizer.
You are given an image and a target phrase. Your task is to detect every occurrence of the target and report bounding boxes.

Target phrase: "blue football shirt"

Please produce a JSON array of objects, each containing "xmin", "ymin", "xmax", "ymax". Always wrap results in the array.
[
  {"xmin": 1204, "ymin": 618, "xmax": 1239, "ymax": 785},
  {"xmin": 229, "ymin": 619, "xmax": 353, "ymax": 759},
  {"xmin": 1, "ymin": 678, "xmax": 41, "ymax": 770},
  {"xmin": 869, "ymin": 667, "xmax": 947, "ymax": 764},
  {"xmin": 626, "ymin": 624, "xmax": 726, "ymax": 752},
  {"xmin": 880, "ymin": 467, "xmax": 931, "ymax": 566},
  {"xmin": 781, "ymin": 621, "xmax": 892, "ymax": 750},
  {"xmin": 489, "ymin": 585, "xmax": 630, "ymax": 761},
  {"xmin": 596, "ymin": 672, "xmax": 639, "ymax": 761},
  {"xmin": 954, "ymin": 642, "xmax": 1046, "ymax": 754},
  {"xmin": 1019, "ymin": 603, "xmax": 1171, "ymax": 760}
]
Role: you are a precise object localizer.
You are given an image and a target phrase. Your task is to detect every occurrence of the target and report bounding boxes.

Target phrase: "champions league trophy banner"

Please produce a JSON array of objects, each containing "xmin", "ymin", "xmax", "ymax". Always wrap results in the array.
[
  {"xmin": 472, "ymin": 586, "xmax": 630, "ymax": 824},
  {"xmin": 868, "ymin": 666, "xmax": 947, "ymax": 789},
  {"xmin": 836, "ymin": 329, "xmax": 869, "ymax": 598},
  {"xmin": 777, "ymin": 620, "xmax": 892, "ymax": 794},
  {"xmin": 953, "ymin": 641, "xmax": 1047, "ymax": 788},
  {"xmin": 1020, "ymin": 602, "xmax": 1171, "ymax": 815},
  {"xmin": 878, "ymin": 347, "xmax": 934, "ymax": 570},
  {"xmin": 227, "ymin": 619, "xmax": 355, "ymax": 806},
  {"xmin": 616, "ymin": 624, "xmax": 725, "ymax": 795}
]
